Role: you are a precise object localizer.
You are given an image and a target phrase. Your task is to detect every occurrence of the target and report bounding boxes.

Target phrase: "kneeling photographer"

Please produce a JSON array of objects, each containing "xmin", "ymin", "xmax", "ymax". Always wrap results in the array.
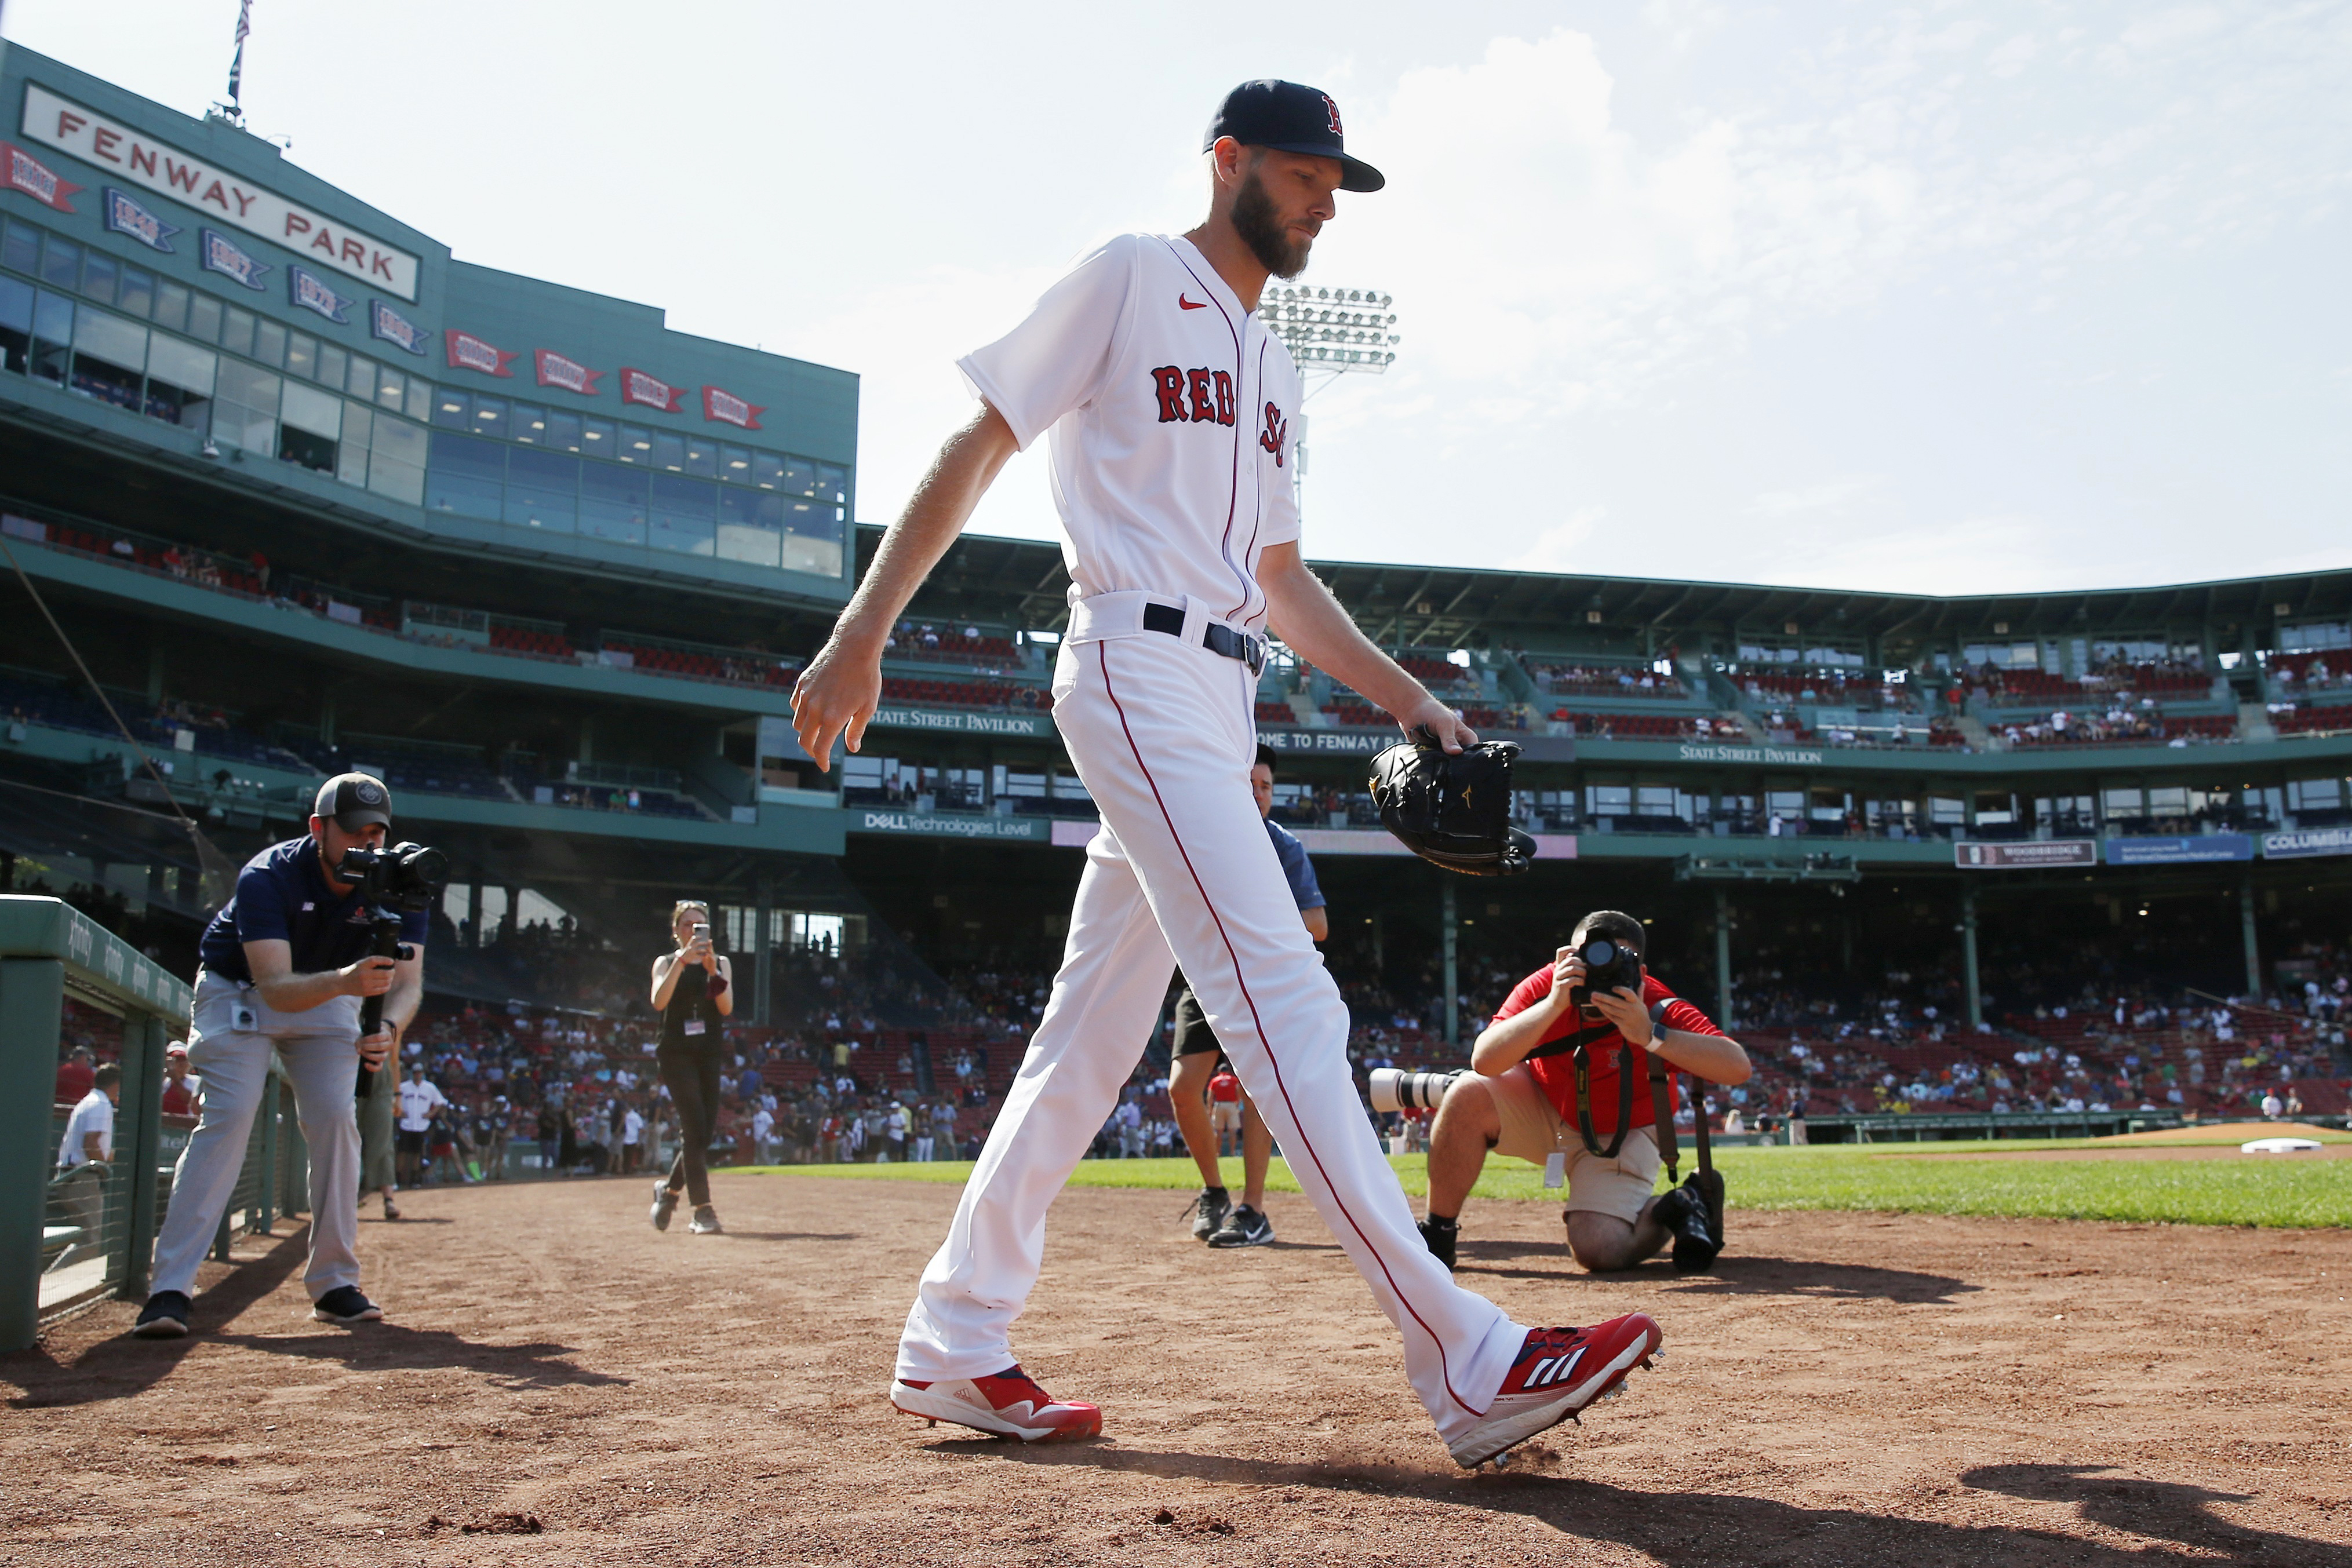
[
  {"xmin": 133, "ymin": 774, "xmax": 437, "ymax": 1338},
  {"xmin": 1410, "ymin": 910, "xmax": 1749, "ymax": 1275}
]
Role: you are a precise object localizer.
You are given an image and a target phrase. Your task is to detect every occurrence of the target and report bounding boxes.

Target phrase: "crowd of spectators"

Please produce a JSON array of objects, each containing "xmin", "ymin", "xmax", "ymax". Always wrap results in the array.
[{"xmin": 1523, "ymin": 660, "xmax": 1687, "ymax": 699}]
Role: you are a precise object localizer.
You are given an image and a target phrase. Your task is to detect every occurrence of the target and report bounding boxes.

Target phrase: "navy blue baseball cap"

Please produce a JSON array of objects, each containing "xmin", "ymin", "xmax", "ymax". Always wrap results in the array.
[{"xmin": 1204, "ymin": 80, "xmax": 1384, "ymax": 194}]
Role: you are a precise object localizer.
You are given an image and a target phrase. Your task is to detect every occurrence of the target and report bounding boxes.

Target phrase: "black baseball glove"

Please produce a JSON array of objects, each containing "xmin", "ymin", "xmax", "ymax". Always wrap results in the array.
[{"xmin": 1368, "ymin": 729, "xmax": 1536, "ymax": 876}]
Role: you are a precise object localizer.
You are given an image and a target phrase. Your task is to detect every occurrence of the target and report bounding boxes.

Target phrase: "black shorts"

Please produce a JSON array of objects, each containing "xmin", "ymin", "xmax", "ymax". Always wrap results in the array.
[
  {"xmin": 1170, "ymin": 983, "xmax": 1225, "ymax": 1061},
  {"xmin": 396, "ymin": 1129, "xmax": 427, "ymax": 1155}
]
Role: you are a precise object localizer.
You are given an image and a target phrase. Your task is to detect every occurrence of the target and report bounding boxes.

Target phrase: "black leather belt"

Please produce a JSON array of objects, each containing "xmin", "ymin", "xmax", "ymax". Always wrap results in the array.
[{"xmin": 1142, "ymin": 601, "xmax": 1266, "ymax": 676}]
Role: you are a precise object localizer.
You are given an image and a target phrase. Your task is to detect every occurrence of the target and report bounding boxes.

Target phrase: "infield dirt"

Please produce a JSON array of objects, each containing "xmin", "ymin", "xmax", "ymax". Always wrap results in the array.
[{"xmin": 6, "ymin": 1173, "xmax": 2350, "ymax": 1566}]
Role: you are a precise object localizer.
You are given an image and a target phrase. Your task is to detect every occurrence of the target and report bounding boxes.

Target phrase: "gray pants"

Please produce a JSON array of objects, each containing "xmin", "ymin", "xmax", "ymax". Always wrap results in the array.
[{"xmin": 150, "ymin": 973, "xmax": 364, "ymax": 1302}]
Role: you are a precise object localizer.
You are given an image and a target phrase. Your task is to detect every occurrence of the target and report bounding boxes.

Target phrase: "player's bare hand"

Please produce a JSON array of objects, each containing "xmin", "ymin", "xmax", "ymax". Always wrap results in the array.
[
  {"xmin": 356, "ymin": 1028, "xmax": 395, "ymax": 1070},
  {"xmin": 1399, "ymin": 696, "xmax": 1476, "ymax": 754},
  {"xmin": 790, "ymin": 633, "xmax": 883, "ymax": 774},
  {"xmin": 340, "ymin": 955, "xmax": 397, "ymax": 998}
]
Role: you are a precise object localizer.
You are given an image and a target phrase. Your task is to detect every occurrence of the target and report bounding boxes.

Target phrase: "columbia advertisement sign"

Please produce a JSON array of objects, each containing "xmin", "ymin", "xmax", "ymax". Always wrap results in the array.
[
  {"xmin": 1955, "ymin": 840, "xmax": 2096, "ymax": 869},
  {"xmin": 2263, "ymin": 826, "xmax": 2352, "ymax": 860}
]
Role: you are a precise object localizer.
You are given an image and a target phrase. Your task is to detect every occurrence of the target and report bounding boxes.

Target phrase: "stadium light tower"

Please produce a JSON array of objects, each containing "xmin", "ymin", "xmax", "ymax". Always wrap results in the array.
[{"xmin": 1255, "ymin": 284, "xmax": 1400, "ymax": 513}]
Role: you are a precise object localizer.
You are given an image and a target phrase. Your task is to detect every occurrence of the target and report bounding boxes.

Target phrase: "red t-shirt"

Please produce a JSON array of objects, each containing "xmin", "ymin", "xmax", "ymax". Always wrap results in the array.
[
  {"xmin": 1492, "ymin": 968, "xmax": 1724, "ymax": 1136},
  {"xmin": 1207, "ymin": 1070, "xmax": 1241, "ymax": 1104}
]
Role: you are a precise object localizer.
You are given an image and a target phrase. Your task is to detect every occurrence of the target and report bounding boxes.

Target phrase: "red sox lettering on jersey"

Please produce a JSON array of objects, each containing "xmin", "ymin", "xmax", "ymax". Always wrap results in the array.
[{"xmin": 1259, "ymin": 402, "xmax": 1289, "ymax": 467}]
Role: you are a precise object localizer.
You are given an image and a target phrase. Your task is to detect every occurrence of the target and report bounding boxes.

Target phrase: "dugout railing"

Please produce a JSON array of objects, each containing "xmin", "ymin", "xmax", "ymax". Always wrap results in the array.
[{"xmin": 1, "ymin": 895, "xmax": 307, "ymax": 1350}]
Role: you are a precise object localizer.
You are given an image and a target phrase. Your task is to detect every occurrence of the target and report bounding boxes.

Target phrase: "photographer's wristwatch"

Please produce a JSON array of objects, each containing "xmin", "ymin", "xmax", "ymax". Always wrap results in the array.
[{"xmin": 1643, "ymin": 998, "xmax": 1671, "ymax": 1048}]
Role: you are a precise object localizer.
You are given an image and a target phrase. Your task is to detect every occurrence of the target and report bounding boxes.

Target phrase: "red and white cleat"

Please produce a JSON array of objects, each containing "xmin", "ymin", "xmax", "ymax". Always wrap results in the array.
[
  {"xmin": 891, "ymin": 1366, "xmax": 1104, "ymax": 1443},
  {"xmin": 1447, "ymin": 1313, "xmax": 1663, "ymax": 1468}
]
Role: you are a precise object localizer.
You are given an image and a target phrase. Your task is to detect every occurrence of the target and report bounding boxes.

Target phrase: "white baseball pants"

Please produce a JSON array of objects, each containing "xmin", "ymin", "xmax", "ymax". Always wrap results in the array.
[{"xmin": 896, "ymin": 609, "xmax": 1526, "ymax": 1443}]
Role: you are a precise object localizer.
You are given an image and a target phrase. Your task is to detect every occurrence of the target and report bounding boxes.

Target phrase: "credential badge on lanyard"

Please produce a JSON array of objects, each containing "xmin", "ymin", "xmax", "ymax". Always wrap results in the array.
[{"xmin": 683, "ymin": 1018, "xmax": 707, "ymax": 1036}]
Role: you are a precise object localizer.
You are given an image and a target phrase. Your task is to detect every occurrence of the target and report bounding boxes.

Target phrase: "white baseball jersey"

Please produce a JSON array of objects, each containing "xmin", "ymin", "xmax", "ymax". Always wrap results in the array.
[
  {"xmin": 960, "ymin": 234, "xmax": 1304, "ymax": 631},
  {"xmin": 396, "ymin": 1077, "xmax": 449, "ymax": 1132},
  {"xmin": 901, "ymin": 234, "xmax": 1531, "ymax": 1454}
]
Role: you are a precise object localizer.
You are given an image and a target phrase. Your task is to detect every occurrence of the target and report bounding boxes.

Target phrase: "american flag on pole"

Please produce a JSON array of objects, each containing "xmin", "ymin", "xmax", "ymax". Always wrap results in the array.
[{"xmin": 227, "ymin": 0, "xmax": 252, "ymax": 107}]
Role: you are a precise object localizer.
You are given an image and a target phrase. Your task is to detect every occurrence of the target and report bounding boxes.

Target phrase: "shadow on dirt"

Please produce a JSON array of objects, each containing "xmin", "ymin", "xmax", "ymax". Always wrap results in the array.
[
  {"xmin": 1449, "ymin": 1244, "xmax": 1980, "ymax": 1304},
  {"xmin": 715, "ymin": 1231, "xmax": 860, "ymax": 1244},
  {"xmin": 3, "ymin": 1226, "xmax": 622, "ymax": 1406},
  {"xmin": 958, "ymin": 1444, "xmax": 2351, "ymax": 1566}
]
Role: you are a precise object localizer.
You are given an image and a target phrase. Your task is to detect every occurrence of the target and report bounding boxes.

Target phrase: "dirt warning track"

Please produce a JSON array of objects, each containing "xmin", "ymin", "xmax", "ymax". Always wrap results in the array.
[{"xmin": 5, "ymin": 1172, "xmax": 2349, "ymax": 1566}]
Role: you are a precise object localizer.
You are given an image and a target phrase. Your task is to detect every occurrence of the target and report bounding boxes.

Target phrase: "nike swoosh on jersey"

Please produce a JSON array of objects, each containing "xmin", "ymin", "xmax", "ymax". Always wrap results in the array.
[{"xmin": 1178, "ymin": 293, "xmax": 1208, "ymax": 310}]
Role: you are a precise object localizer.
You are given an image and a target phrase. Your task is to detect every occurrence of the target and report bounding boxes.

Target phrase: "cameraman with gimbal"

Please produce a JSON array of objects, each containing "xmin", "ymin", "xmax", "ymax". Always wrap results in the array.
[
  {"xmin": 133, "ymin": 774, "xmax": 433, "ymax": 1338},
  {"xmin": 1415, "ymin": 910, "xmax": 1749, "ymax": 1276}
]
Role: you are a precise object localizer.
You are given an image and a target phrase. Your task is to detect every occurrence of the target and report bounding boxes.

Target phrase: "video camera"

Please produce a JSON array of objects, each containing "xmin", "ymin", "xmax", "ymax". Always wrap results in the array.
[
  {"xmin": 336, "ymin": 841, "xmax": 446, "ymax": 1097},
  {"xmin": 1566, "ymin": 934, "xmax": 1642, "ymax": 1017},
  {"xmin": 336, "ymin": 841, "xmax": 450, "ymax": 915}
]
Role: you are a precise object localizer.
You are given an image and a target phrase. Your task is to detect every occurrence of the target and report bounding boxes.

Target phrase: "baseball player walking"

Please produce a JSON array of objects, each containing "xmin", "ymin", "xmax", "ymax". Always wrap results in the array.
[{"xmin": 792, "ymin": 79, "xmax": 1661, "ymax": 1468}]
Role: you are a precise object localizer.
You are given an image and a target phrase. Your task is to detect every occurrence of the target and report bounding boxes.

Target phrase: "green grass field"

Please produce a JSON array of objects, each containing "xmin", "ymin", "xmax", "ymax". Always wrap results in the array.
[{"xmin": 748, "ymin": 1135, "xmax": 2352, "ymax": 1230}]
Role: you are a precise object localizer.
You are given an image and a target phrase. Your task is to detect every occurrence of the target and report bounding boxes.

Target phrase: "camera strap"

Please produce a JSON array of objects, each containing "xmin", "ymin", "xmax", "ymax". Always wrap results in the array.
[{"xmin": 1569, "ymin": 1036, "xmax": 1639, "ymax": 1161}]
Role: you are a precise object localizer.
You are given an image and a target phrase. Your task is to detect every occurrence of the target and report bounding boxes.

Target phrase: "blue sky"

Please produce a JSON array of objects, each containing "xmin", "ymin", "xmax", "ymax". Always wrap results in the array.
[{"xmin": 7, "ymin": 2, "xmax": 2349, "ymax": 595}]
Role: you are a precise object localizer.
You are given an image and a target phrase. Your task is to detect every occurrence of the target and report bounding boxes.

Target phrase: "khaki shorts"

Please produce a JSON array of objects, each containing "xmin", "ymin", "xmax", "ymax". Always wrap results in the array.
[
  {"xmin": 1484, "ymin": 1064, "xmax": 1662, "ymax": 1226},
  {"xmin": 1210, "ymin": 1100, "xmax": 1243, "ymax": 1136}
]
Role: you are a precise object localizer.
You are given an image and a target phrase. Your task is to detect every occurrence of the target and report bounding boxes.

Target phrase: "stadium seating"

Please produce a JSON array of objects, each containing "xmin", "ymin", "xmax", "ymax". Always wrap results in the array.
[
  {"xmin": 1549, "ymin": 711, "xmax": 1698, "ymax": 739},
  {"xmin": 2273, "ymin": 703, "xmax": 2352, "ymax": 736},
  {"xmin": 880, "ymin": 677, "xmax": 1044, "ymax": 710},
  {"xmin": 489, "ymin": 623, "xmax": 575, "ymax": 659},
  {"xmin": 1255, "ymin": 701, "xmax": 1296, "ymax": 723}
]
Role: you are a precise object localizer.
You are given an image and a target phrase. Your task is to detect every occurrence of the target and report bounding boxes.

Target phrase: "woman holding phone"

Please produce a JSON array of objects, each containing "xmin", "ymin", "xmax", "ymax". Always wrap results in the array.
[{"xmin": 649, "ymin": 899, "xmax": 733, "ymax": 1234}]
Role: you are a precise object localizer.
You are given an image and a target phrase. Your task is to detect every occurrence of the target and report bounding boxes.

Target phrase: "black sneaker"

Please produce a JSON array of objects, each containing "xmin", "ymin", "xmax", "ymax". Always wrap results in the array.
[
  {"xmin": 133, "ymin": 1290, "xmax": 191, "ymax": 1339},
  {"xmin": 1189, "ymin": 1186, "xmax": 1231, "ymax": 1241},
  {"xmin": 1651, "ymin": 1184, "xmax": 1721, "ymax": 1274},
  {"xmin": 311, "ymin": 1285, "xmax": 384, "ymax": 1325},
  {"xmin": 1418, "ymin": 1216, "xmax": 1458, "ymax": 1271},
  {"xmin": 1207, "ymin": 1204, "xmax": 1274, "ymax": 1248}
]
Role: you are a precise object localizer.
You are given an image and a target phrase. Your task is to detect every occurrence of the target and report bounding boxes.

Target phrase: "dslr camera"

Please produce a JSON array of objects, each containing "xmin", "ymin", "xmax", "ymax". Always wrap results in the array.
[
  {"xmin": 1367, "ymin": 1067, "xmax": 1465, "ymax": 1114},
  {"xmin": 337, "ymin": 841, "xmax": 450, "ymax": 915},
  {"xmin": 1567, "ymin": 934, "xmax": 1643, "ymax": 1016}
]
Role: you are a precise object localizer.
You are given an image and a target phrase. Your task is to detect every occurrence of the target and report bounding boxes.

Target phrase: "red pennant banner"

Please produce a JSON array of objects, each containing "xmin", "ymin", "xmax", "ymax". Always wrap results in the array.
[
  {"xmin": 619, "ymin": 366, "xmax": 685, "ymax": 413},
  {"xmin": 701, "ymin": 385, "xmax": 767, "ymax": 430},
  {"xmin": 2, "ymin": 142, "xmax": 82, "ymax": 213},
  {"xmin": 534, "ymin": 349, "xmax": 604, "ymax": 396},
  {"xmin": 445, "ymin": 330, "xmax": 517, "ymax": 378}
]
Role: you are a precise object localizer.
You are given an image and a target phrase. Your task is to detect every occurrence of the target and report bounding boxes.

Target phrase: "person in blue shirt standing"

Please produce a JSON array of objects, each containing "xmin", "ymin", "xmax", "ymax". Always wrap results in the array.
[
  {"xmin": 133, "ymin": 774, "xmax": 428, "ymax": 1338},
  {"xmin": 1171, "ymin": 746, "xmax": 1327, "ymax": 1249}
]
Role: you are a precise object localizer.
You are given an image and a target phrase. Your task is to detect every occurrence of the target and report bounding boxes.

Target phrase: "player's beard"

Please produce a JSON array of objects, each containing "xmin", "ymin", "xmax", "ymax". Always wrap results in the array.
[{"xmin": 1232, "ymin": 166, "xmax": 1313, "ymax": 279}]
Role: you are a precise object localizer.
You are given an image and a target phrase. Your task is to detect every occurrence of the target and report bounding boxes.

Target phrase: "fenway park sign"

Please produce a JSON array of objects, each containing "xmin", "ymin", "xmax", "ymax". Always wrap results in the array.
[{"xmin": 23, "ymin": 83, "xmax": 421, "ymax": 300}]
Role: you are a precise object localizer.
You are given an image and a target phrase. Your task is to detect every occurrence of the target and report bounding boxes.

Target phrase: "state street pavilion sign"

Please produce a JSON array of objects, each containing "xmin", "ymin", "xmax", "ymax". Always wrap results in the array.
[
  {"xmin": 1954, "ymin": 840, "xmax": 2097, "ymax": 869},
  {"xmin": 22, "ymin": 84, "xmax": 422, "ymax": 301}
]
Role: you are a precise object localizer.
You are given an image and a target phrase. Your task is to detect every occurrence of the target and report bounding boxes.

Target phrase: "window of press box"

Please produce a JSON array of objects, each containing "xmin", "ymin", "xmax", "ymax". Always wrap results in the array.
[
  {"xmin": 188, "ymin": 293, "xmax": 223, "ymax": 344},
  {"xmin": 69, "ymin": 306, "xmax": 148, "ymax": 413},
  {"xmin": 38, "ymin": 233, "xmax": 79, "ymax": 290},
  {"xmin": 0, "ymin": 219, "xmax": 37, "ymax": 276},
  {"xmin": 219, "ymin": 305, "xmax": 254, "ymax": 358},
  {"xmin": 152, "ymin": 279, "xmax": 190, "ymax": 333},
  {"xmin": 470, "ymin": 396, "xmax": 506, "ymax": 437},
  {"xmin": 117, "ymin": 265, "xmax": 155, "ymax": 319},
  {"xmin": 277, "ymin": 380, "xmax": 342, "ymax": 473},
  {"xmin": 252, "ymin": 318, "xmax": 287, "ymax": 370},
  {"xmin": 511, "ymin": 402, "xmax": 548, "ymax": 444},
  {"xmin": 318, "ymin": 342, "xmax": 346, "ymax": 390},
  {"xmin": 651, "ymin": 430, "xmax": 686, "ymax": 471},
  {"xmin": 284, "ymin": 330, "xmax": 315, "ymax": 381},
  {"xmin": 78, "ymin": 247, "xmax": 117, "ymax": 306}
]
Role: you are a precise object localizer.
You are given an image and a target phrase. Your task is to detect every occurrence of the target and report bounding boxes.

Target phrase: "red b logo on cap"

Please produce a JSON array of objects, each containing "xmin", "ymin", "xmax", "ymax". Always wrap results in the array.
[{"xmin": 1322, "ymin": 93, "xmax": 1343, "ymax": 136}]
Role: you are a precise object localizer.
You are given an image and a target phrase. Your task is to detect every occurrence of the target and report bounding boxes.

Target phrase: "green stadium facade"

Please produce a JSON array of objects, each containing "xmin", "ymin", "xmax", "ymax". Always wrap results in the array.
[{"xmin": 2, "ymin": 47, "xmax": 2349, "ymax": 1051}]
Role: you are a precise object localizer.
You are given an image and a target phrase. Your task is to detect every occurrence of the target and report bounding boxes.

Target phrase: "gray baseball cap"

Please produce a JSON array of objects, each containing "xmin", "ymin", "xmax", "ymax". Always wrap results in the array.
[{"xmin": 314, "ymin": 771, "xmax": 393, "ymax": 830}]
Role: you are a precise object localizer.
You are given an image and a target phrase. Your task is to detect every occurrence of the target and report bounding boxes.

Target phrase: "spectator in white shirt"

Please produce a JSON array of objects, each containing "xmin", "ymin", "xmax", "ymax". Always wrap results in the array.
[
  {"xmin": 48, "ymin": 1064, "xmax": 121, "ymax": 1272},
  {"xmin": 395, "ymin": 1064, "xmax": 450, "ymax": 1188}
]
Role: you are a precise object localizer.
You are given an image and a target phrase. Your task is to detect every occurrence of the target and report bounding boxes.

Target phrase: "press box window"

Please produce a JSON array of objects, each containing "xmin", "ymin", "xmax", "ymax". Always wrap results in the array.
[
  {"xmin": 284, "ymin": 330, "xmax": 316, "ymax": 381},
  {"xmin": 151, "ymin": 279, "xmax": 190, "ymax": 333},
  {"xmin": 38, "ymin": 234, "xmax": 80, "ymax": 289},
  {"xmin": 212, "ymin": 359, "xmax": 281, "ymax": 456},
  {"xmin": 504, "ymin": 447, "xmax": 579, "ymax": 533},
  {"xmin": 0, "ymin": 219, "xmax": 37, "ymax": 276},
  {"xmin": 70, "ymin": 307, "xmax": 147, "ymax": 412},
  {"xmin": 278, "ymin": 380, "xmax": 342, "ymax": 473},
  {"xmin": 78, "ymin": 248, "xmax": 117, "ymax": 305},
  {"xmin": 367, "ymin": 415, "xmax": 427, "ymax": 507},
  {"xmin": 511, "ymin": 402, "xmax": 548, "ymax": 444},
  {"xmin": 144, "ymin": 334, "xmax": 216, "ymax": 428},
  {"xmin": 116, "ymin": 265, "xmax": 155, "ymax": 320},
  {"xmin": 580, "ymin": 462, "xmax": 648, "ymax": 545},
  {"xmin": 0, "ymin": 276, "xmax": 32, "ymax": 375},
  {"xmin": 425, "ymin": 431, "xmax": 504, "ymax": 519}
]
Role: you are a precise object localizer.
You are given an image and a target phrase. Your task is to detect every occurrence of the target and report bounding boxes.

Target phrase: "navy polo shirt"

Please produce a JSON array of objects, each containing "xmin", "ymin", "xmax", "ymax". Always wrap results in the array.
[
  {"xmin": 196, "ymin": 837, "xmax": 430, "ymax": 983},
  {"xmin": 1264, "ymin": 818, "xmax": 1325, "ymax": 912}
]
